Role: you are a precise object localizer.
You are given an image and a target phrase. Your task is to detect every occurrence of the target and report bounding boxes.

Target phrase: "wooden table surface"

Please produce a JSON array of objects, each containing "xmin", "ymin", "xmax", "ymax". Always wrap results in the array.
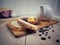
[{"xmin": 0, "ymin": 18, "xmax": 60, "ymax": 45}]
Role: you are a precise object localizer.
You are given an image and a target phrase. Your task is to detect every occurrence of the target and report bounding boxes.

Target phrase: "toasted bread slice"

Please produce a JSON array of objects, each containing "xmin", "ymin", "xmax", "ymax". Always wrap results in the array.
[{"xmin": 6, "ymin": 18, "xmax": 25, "ymax": 31}]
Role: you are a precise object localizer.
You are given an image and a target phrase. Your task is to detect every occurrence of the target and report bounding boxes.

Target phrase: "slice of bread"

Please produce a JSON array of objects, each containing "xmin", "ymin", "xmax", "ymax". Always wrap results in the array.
[{"xmin": 6, "ymin": 18, "xmax": 25, "ymax": 31}]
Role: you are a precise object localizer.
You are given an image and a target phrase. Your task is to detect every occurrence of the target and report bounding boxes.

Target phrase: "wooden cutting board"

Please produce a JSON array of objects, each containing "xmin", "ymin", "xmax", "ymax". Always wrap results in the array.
[
  {"xmin": 37, "ymin": 19, "xmax": 58, "ymax": 29},
  {"xmin": 6, "ymin": 18, "xmax": 58, "ymax": 38}
]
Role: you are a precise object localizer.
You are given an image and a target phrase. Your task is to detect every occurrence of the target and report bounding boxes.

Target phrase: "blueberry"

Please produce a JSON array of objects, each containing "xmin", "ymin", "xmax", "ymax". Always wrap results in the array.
[
  {"xmin": 46, "ymin": 32, "xmax": 48, "ymax": 34},
  {"xmin": 49, "ymin": 28, "xmax": 51, "ymax": 29},
  {"xmin": 40, "ymin": 28, "xmax": 43, "ymax": 30},
  {"xmin": 56, "ymin": 39, "xmax": 60, "ymax": 43},
  {"xmin": 48, "ymin": 36, "xmax": 51, "ymax": 39},
  {"xmin": 39, "ymin": 34, "xmax": 42, "ymax": 36},
  {"xmin": 45, "ymin": 26, "xmax": 49, "ymax": 28},
  {"xmin": 45, "ymin": 34, "xmax": 48, "ymax": 36},
  {"xmin": 39, "ymin": 30, "xmax": 42, "ymax": 32},
  {"xmin": 44, "ymin": 32, "xmax": 48, "ymax": 36},
  {"xmin": 39, "ymin": 28, "xmax": 43, "ymax": 32},
  {"xmin": 33, "ymin": 31, "xmax": 36, "ymax": 33},
  {"xmin": 52, "ymin": 30, "xmax": 54, "ymax": 32},
  {"xmin": 41, "ymin": 37, "xmax": 46, "ymax": 40},
  {"xmin": 42, "ymin": 32, "xmax": 44, "ymax": 34}
]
